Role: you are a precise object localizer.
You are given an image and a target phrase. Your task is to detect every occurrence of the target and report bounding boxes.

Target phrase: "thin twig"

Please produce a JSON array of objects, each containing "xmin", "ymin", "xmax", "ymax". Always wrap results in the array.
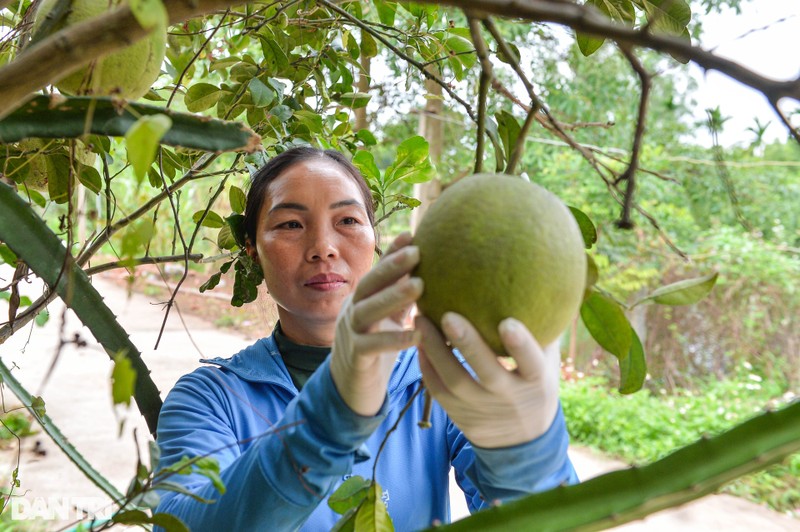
[
  {"xmin": 507, "ymin": 105, "xmax": 537, "ymax": 174},
  {"xmin": 317, "ymin": 0, "xmax": 477, "ymax": 123},
  {"xmin": 615, "ymin": 45, "xmax": 651, "ymax": 229},
  {"xmin": 167, "ymin": 10, "xmax": 230, "ymax": 108},
  {"xmin": 468, "ymin": 16, "xmax": 490, "ymax": 173}
]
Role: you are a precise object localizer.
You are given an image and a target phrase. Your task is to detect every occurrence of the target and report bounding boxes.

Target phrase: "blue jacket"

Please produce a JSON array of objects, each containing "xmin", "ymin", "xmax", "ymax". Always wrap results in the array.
[{"xmin": 155, "ymin": 334, "xmax": 578, "ymax": 531}]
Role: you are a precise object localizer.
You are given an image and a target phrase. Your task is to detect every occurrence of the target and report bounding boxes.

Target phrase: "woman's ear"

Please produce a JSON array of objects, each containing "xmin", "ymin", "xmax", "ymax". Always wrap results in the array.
[{"xmin": 245, "ymin": 239, "xmax": 257, "ymax": 260}]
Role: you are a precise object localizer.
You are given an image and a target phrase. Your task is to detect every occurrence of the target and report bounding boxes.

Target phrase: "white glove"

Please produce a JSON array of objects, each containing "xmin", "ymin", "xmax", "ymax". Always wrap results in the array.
[
  {"xmin": 416, "ymin": 312, "xmax": 561, "ymax": 448},
  {"xmin": 329, "ymin": 234, "xmax": 423, "ymax": 417}
]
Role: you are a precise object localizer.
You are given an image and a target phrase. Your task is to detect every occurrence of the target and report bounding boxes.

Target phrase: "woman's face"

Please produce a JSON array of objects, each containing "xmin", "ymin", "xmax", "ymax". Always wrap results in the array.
[{"xmin": 248, "ymin": 159, "xmax": 376, "ymax": 344}]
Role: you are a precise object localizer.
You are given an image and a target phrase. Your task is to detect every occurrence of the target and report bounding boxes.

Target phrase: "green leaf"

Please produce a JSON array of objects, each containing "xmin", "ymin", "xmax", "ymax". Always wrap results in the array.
[
  {"xmin": 125, "ymin": 114, "xmax": 172, "ymax": 184},
  {"xmin": 111, "ymin": 352, "xmax": 137, "ymax": 407},
  {"xmin": 584, "ymin": 254, "xmax": 599, "ymax": 298},
  {"xmin": 618, "ymin": 327, "xmax": 646, "ymax": 394},
  {"xmin": 120, "ymin": 220, "xmax": 155, "ymax": 260},
  {"xmin": 249, "ymin": 78, "xmax": 275, "ymax": 108},
  {"xmin": 78, "ymin": 165, "xmax": 102, "ymax": 195},
  {"xmin": 361, "ymin": 31, "xmax": 378, "ymax": 58},
  {"xmin": 194, "ymin": 456, "xmax": 226, "ymax": 494},
  {"xmin": 154, "ymin": 480, "xmax": 216, "ymax": 504},
  {"xmin": 580, "ymin": 291, "xmax": 633, "ymax": 360},
  {"xmin": 335, "ymin": 92, "xmax": 372, "ymax": 109},
  {"xmin": 46, "ymin": 153, "xmax": 70, "ymax": 204},
  {"xmin": 231, "ymin": 255, "xmax": 263, "ymax": 307},
  {"xmin": 270, "ymin": 104, "xmax": 293, "ymax": 122},
  {"xmin": 373, "ymin": 0, "xmax": 397, "ymax": 25},
  {"xmin": 577, "ymin": 0, "xmax": 635, "ymax": 56},
  {"xmin": 329, "ymin": 476, "xmax": 371, "ymax": 514},
  {"xmin": 35, "ymin": 309, "xmax": 50, "ymax": 327},
  {"xmin": 113, "ymin": 509, "xmax": 150, "ymax": 524},
  {"xmin": 331, "ymin": 506, "xmax": 358, "ymax": 532},
  {"xmin": 495, "ymin": 110, "xmax": 521, "ymax": 169},
  {"xmin": 354, "ymin": 483, "xmax": 394, "ymax": 531},
  {"xmin": 229, "ymin": 185, "xmax": 247, "ymax": 214},
  {"xmin": 150, "ymin": 512, "xmax": 190, "ymax": 532},
  {"xmin": 0, "ymin": 243, "xmax": 17, "ymax": 266},
  {"xmin": 129, "ymin": 0, "xmax": 167, "ymax": 30},
  {"xmin": 225, "ymin": 214, "xmax": 247, "ymax": 249},
  {"xmin": 352, "ymin": 150, "xmax": 381, "ymax": 183},
  {"xmin": 184, "ymin": 83, "xmax": 222, "ymax": 113},
  {"xmin": 568, "ymin": 206, "xmax": 597, "ymax": 249},
  {"xmin": 496, "ymin": 42, "xmax": 521, "ymax": 65},
  {"xmin": 30, "ymin": 396, "xmax": 46, "ymax": 419},
  {"xmin": 444, "ymin": 34, "xmax": 476, "ymax": 70},
  {"xmin": 192, "ymin": 210, "xmax": 225, "ymax": 228},
  {"xmin": 199, "ymin": 272, "xmax": 223, "ymax": 293},
  {"xmin": 355, "ymin": 129, "xmax": 377, "ymax": 146},
  {"xmin": 384, "ymin": 136, "xmax": 435, "ymax": 186},
  {"xmin": 633, "ymin": 272, "xmax": 718, "ymax": 307}
]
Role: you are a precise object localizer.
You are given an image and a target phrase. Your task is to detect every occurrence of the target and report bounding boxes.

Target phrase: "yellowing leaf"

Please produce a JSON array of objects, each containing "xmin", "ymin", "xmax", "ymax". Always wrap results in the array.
[
  {"xmin": 111, "ymin": 353, "xmax": 137, "ymax": 407},
  {"xmin": 634, "ymin": 272, "xmax": 719, "ymax": 307},
  {"xmin": 125, "ymin": 114, "xmax": 172, "ymax": 184}
]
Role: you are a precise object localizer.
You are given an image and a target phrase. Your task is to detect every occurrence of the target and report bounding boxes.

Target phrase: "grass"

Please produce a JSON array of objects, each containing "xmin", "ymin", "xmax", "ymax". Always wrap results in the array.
[{"xmin": 561, "ymin": 362, "xmax": 799, "ymax": 517}]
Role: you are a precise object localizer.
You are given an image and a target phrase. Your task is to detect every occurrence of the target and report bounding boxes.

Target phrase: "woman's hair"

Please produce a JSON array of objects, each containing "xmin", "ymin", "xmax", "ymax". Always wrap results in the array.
[{"xmin": 243, "ymin": 146, "xmax": 376, "ymax": 246}]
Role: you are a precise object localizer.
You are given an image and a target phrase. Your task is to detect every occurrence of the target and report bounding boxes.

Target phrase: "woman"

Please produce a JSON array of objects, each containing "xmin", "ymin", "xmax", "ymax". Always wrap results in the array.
[{"xmin": 154, "ymin": 146, "xmax": 577, "ymax": 530}]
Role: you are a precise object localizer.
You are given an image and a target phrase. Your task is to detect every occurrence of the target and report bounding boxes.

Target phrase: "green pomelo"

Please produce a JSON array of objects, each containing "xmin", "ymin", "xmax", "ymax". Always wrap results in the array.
[
  {"xmin": 34, "ymin": 0, "xmax": 166, "ymax": 99},
  {"xmin": 413, "ymin": 173, "xmax": 587, "ymax": 354}
]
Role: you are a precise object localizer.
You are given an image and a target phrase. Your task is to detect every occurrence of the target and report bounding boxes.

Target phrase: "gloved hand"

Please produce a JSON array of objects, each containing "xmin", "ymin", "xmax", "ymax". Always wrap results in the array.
[
  {"xmin": 416, "ymin": 312, "xmax": 561, "ymax": 449},
  {"xmin": 329, "ymin": 233, "xmax": 423, "ymax": 417}
]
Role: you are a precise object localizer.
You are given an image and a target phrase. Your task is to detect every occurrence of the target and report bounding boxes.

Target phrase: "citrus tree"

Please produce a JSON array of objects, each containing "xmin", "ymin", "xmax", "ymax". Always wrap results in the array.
[{"xmin": 1, "ymin": 0, "xmax": 799, "ymax": 529}]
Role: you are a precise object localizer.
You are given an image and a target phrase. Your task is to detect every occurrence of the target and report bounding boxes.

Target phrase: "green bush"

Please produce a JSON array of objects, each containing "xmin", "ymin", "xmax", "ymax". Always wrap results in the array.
[{"xmin": 562, "ymin": 366, "xmax": 799, "ymax": 515}]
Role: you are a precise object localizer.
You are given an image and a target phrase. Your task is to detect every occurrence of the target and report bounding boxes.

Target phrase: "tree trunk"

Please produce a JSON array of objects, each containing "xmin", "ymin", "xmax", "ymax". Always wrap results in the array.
[{"xmin": 411, "ymin": 76, "xmax": 443, "ymax": 231}]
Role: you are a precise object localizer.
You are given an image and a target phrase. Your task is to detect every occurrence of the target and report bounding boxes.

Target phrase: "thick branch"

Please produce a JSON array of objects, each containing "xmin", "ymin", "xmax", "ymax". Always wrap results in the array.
[
  {"xmin": 468, "ymin": 16, "xmax": 490, "ymax": 173},
  {"xmin": 432, "ymin": 0, "xmax": 800, "ymax": 104},
  {"xmin": 0, "ymin": 0, "xmax": 247, "ymax": 119}
]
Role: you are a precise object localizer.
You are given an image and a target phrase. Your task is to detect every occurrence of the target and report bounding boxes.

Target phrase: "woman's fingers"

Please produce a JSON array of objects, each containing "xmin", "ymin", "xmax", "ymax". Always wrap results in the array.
[
  {"xmin": 354, "ymin": 244, "xmax": 419, "ymax": 303},
  {"xmin": 353, "ymin": 329, "xmax": 421, "ymax": 357},
  {"xmin": 383, "ymin": 231, "xmax": 413, "ymax": 256},
  {"xmin": 415, "ymin": 314, "xmax": 478, "ymax": 398},
  {"xmin": 440, "ymin": 312, "xmax": 511, "ymax": 391},
  {"xmin": 350, "ymin": 276, "xmax": 423, "ymax": 332},
  {"xmin": 498, "ymin": 317, "xmax": 546, "ymax": 382}
]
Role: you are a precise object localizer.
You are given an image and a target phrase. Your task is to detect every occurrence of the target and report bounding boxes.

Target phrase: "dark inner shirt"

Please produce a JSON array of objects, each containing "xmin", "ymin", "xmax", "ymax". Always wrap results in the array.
[{"xmin": 273, "ymin": 321, "xmax": 331, "ymax": 391}]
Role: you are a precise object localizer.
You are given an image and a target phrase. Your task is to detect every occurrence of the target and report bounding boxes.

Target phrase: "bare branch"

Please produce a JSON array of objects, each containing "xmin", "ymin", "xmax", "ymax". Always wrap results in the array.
[
  {"xmin": 427, "ymin": 0, "xmax": 800, "ymax": 104},
  {"xmin": 507, "ymin": 106, "xmax": 537, "ymax": 175},
  {"xmin": 467, "ymin": 16, "xmax": 490, "ymax": 173},
  {"xmin": 615, "ymin": 45, "xmax": 651, "ymax": 230}
]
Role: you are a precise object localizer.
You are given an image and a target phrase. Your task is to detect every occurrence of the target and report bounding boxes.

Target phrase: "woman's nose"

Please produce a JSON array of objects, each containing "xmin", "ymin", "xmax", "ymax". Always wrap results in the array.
[{"xmin": 306, "ymin": 225, "xmax": 338, "ymax": 261}]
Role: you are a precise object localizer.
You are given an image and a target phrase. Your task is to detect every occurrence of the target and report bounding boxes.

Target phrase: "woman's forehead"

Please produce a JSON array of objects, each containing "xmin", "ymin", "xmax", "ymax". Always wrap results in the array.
[{"xmin": 265, "ymin": 159, "xmax": 363, "ymax": 206}]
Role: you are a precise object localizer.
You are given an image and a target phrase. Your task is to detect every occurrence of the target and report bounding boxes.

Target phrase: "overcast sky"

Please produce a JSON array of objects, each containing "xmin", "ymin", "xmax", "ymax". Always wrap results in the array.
[{"xmin": 690, "ymin": 0, "xmax": 799, "ymax": 146}]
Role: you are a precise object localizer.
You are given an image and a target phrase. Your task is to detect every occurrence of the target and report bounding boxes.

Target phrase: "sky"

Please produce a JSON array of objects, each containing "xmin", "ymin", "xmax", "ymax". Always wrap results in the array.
[{"xmin": 690, "ymin": 0, "xmax": 799, "ymax": 146}]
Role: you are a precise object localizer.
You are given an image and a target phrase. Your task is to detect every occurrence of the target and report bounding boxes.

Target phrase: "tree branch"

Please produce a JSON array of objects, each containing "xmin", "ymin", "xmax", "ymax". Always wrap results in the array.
[
  {"xmin": 615, "ymin": 45, "xmax": 651, "ymax": 230},
  {"xmin": 468, "ymin": 16, "xmax": 490, "ymax": 173}
]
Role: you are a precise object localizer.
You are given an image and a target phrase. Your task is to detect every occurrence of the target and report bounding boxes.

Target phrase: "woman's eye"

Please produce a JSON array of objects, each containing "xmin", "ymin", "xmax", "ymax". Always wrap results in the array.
[
  {"xmin": 278, "ymin": 221, "xmax": 302, "ymax": 229},
  {"xmin": 341, "ymin": 217, "xmax": 359, "ymax": 225}
]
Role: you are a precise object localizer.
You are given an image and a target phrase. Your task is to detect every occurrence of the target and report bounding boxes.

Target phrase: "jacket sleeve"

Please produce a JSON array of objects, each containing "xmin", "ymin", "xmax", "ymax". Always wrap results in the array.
[
  {"xmin": 154, "ymin": 358, "xmax": 388, "ymax": 531},
  {"xmin": 449, "ymin": 403, "xmax": 578, "ymax": 512}
]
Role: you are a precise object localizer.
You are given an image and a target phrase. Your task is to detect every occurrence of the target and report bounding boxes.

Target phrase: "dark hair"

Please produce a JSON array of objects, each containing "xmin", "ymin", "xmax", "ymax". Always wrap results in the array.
[{"xmin": 243, "ymin": 146, "xmax": 376, "ymax": 246}]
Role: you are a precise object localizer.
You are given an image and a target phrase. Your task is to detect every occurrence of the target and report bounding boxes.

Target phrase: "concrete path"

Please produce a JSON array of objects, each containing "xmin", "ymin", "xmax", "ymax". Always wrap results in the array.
[{"xmin": 1, "ymin": 272, "xmax": 797, "ymax": 530}]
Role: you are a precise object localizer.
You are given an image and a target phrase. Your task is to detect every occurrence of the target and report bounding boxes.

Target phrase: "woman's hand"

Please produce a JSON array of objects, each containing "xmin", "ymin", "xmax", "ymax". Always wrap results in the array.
[
  {"xmin": 416, "ymin": 312, "xmax": 561, "ymax": 448},
  {"xmin": 329, "ymin": 233, "xmax": 423, "ymax": 416}
]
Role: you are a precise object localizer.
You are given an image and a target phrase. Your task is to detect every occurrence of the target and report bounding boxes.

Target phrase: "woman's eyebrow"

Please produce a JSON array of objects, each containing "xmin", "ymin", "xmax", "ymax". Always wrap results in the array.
[
  {"xmin": 268, "ymin": 202, "xmax": 307, "ymax": 214},
  {"xmin": 330, "ymin": 199, "xmax": 364, "ymax": 210}
]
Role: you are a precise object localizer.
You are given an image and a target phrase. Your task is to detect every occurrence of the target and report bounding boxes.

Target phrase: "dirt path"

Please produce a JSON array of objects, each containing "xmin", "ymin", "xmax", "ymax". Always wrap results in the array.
[{"xmin": 1, "ymin": 272, "xmax": 798, "ymax": 530}]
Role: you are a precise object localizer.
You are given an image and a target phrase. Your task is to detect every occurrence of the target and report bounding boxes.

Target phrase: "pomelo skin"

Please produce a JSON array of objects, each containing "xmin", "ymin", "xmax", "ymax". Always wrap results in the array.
[
  {"xmin": 413, "ymin": 173, "xmax": 587, "ymax": 355},
  {"xmin": 35, "ymin": 0, "xmax": 166, "ymax": 99}
]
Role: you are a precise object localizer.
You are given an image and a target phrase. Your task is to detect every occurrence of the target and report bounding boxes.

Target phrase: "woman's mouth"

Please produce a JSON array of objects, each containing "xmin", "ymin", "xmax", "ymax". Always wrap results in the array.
[{"xmin": 305, "ymin": 273, "xmax": 347, "ymax": 291}]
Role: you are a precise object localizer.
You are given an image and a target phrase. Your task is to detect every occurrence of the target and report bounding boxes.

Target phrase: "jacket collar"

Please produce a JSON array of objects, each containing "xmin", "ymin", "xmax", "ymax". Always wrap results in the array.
[{"xmin": 200, "ymin": 335, "xmax": 423, "ymax": 396}]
